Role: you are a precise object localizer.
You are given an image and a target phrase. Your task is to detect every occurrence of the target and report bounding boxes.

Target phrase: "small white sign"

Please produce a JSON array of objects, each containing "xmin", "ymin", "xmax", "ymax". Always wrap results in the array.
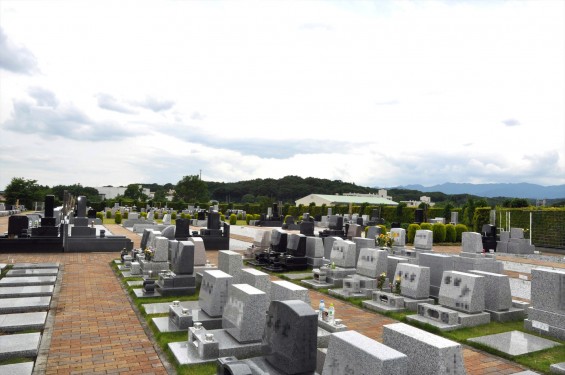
[
  {"xmin": 532, "ymin": 320, "xmax": 550, "ymax": 332},
  {"xmin": 519, "ymin": 274, "xmax": 528, "ymax": 280}
]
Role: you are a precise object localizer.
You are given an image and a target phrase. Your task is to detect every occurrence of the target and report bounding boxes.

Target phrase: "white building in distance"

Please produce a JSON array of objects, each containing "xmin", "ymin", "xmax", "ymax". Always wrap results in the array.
[
  {"xmin": 295, "ymin": 191, "xmax": 398, "ymax": 207},
  {"xmin": 400, "ymin": 196, "xmax": 435, "ymax": 207},
  {"xmin": 96, "ymin": 186, "xmax": 154, "ymax": 200}
]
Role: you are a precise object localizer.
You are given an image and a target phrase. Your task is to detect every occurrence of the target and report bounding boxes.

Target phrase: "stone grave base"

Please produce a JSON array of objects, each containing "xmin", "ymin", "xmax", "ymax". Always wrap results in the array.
[
  {"xmin": 0, "ymin": 285, "xmax": 54, "ymax": 298},
  {"xmin": 362, "ymin": 299, "xmax": 405, "ymax": 313},
  {"xmin": 407, "ymin": 308, "xmax": 491, "ymax": 331},
  {"xmin": 487, "ymin": 307, "xmax": 526, "ymax": 322},
  {"xmin": 307, "ymin": 257, "xmax": 325, "ymax": 267},
  {"xmin": 169, "ymin": 330, "xmax": 264, "ymax": 365},
  {"xmin": 0, "ymin": 362, "xmax": 34, "ymax": 375},
  {"xmin": 132, "ymin": 288, "xmax": 163, "ymax": 298},
  {"xmin": 0, "ymin": 296, "xmax": 51, "ymax": 314},
  {"xmin": 550, "ymin": 362, "xmax": 565, "ymax": 374},
  {"xmin": 301, "ymin": 279, "xmax": 335, "ymax": 290},
  {"xmin": 126, "ymin": 280, "xmax": 144, "ymax": 287},
  {"xmin": 524, "ymin": 318, "xmax": 565, "ymax": 342},
  {"xmin": 153, "ymin": 309, "xmax": 223, "ymax": 332},
  {"xmin": 0, "ymin": 332, "xmax": 41, "ymax": 360},
  {"xmin": 468, "ymin": 331, "xmax": 560, "ymax": 356},
  {"xmin": 328, "ymin": 288, "xmax": 370, "ymax": 299},
  {"xmin": 0, "ymin": 276, "xmax": 56, "ymax": 287},
  {"xmin": 281, "ymin": 272, "xmax": 312, "ymax": 281},
  {"xmin": 7, "ymin": 268, "xmax": 58, "ymax": 277},
  {"xmin": 142, "ymin": 300, "xmax": 200, "ymax": 315},
  {"xmin": 0, "ymin": 311, "xmax": 47, "ymax": 332},
  {"xmin": 13, "ymin": 263, "xmax": 59, "ymax": 269},
  {"xmin": 139, "ymin": 260, "xmax": 170, "ymax": 275}
]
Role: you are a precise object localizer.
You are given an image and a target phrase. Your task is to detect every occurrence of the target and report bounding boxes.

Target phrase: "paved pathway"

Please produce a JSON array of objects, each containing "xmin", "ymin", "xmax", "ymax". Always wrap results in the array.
[{"xmin": 2, "ymin": 216, "xmax": 564, "ymax": 374}]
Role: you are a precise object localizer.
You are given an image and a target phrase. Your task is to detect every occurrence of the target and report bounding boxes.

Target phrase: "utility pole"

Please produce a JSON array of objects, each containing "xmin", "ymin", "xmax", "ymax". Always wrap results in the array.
[{"xmin": 199, "ymin": 170, "xmax": 202, "ymax": 180}]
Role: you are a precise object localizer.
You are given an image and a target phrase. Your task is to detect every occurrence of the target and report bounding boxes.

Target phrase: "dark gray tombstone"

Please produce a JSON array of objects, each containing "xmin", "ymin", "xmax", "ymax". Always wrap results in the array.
[
  {"xmin": 8, "ymin": 216, "xmax": 29, "ymax": 237},
  {"xmin": 175, "ymin": 219, "xmax": 190, "ymax": 239},
  {"xmin": 44, "ymin": 195, "xmax": 54, "ymax": 218},
  {"xmin": 173, "ymin": 242, "xmax": 195, "ymax": 275}
]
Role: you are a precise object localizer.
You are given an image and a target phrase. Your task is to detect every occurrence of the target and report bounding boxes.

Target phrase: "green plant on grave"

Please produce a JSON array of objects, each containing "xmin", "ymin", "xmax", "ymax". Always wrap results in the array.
[
  {"xmin": 106, "ymin": 210, "xmax": 112, "ymax": 219},
  {"xmin": 377, "ymin": 272, "xmax": 387, "ymax": 290},
  {"xmin": 221, "ymin": 214, "xmax": 226, "ymax": 222},
  {"xmin": 229, "ymin": 214, "xmax": 237, "ymax": 225},
  {"xmin": 114, "ymin": 211, "xmax": 122, "ymax": 224},
  {"xmin": 445, "ymin": 224, "xmax": 456, "ymax": 242},
  {"xmin": 123, "ymin": 211, "xmax": 129, "ymax": 219},
  {"xmin": 407, "ymin": 223, "xmax": 420, "ymax": 243},
  {"xmin": 141, "ymin": 212, "xmax": 147, "ymax": 218},
  {"xmin": 96, "ymin": 212, "xmax": 104, "ymax": 221},
  {"xmin": 377, "ymin": 233, "xmax": 393, "ymax": 248},
  {"xmin": 393, "ymin": 275, "xmax": 402, "ymax": 295},
  {"xmin": 171, "ymin": 212, "xmax": 177, "ymax": 220},
  {"xmin": 432, "ymin": 223, "xmax": 446, "ymax": 243}
]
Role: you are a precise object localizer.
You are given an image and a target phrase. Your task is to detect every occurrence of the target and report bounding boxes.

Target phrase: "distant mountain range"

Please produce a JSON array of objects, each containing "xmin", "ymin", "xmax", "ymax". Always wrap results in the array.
[{"xmin": 399, "ymin": 183, "xmax": 565, "ymax": 199}]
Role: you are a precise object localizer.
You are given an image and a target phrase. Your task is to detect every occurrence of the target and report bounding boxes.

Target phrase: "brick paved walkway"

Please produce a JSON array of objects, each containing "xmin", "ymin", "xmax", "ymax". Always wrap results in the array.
[{"xmin": 2, "ymin": 216, "xmax": 562, "ymax": 374}]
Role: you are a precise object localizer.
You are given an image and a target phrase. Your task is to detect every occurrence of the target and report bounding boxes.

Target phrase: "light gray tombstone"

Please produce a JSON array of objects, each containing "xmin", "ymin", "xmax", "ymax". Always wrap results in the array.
[
  {"xmin": 352, "ymin": 237, "xmax": 376, "ymax": 267},
  {"xmin": 154, "ymin": 236, "xmax": 169, "ymax": 262},
  {"xmin": 413, "ymin": 230, "xmax": 433, "ymax": 251},
  {"xmin": 323, "ymin": 236, "xmax": 341, "ymax": 260},
  {"xmin": 270, "ymin": 280, "xmax": 310, "ymax": 304},
  {"xmin": 461, "ymin": 232, "xmax": 483, "ymax": 253},
  {"xmin": 357, "ymin": 248, "xmax": 388, "ymax": 279},
  {"xmin": 439, "ymin": 271, "xmax": 485, "ymax": 314},
  {"xmin": 162, "ymin": 213, "xmax": 172, "ymax": 225},
  {"xmin": 395, "ymin": 263, "xmax": 431, "ymax": 300},
  {"xmin": 468, "ymin": 270, "xmax": 512, "ymax": 312},
  {"xmin": 199, "ymin": 270, "xmax": 233, "ymax": 317},
  {"xmin": 218, "ymin": 250, "xmax": 244, "ymax": 283},
  {"xmin": 366, "ymin": 226, "xmax": 382, "ymax": 241},
  {"xmin": 390, "ymin": 228, "xmax": 406, "ymax": 248},
  {"xmin": 510, "ymin": 228, "xmax": 524, "ymax": 239},
  {"xmin": 450, "ymin": 212, "xmax": 458, "ymax": 224},
  {"xmin": 418, "ymin": 252, "xmax": 455, "ymax": 298},
  {"xmin": 524, "ymin": 268, "xmax": 565, "ymax": 341},
  {"xmin": 323, "ymin": 330, "xmax": 408, "ymax": 375},
  {"xmin": 383, "ymin": 322, "xmax": 466, "ymax": 375},
  {"xmin": 222, "ymin": 284, "xmax": 268, "ymax": 343},
  {"xmin": 330, "ymin": 240, "xmax": 357, "ymax": 268},
  {"xmin": 189, "ymin": 237, "xmax": 206, "ymax": 266}
]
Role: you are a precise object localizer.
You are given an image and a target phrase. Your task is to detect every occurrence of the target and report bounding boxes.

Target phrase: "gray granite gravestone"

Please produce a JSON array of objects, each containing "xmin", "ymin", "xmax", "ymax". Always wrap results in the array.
[
  {"xmin": 305, "ymin": 236, "xmax": 325, "ymax": 267},
  {"xmin": 323, "ymin": 330, "xmax": 407, "ymax": 375},
  {"xmin": 439, "ymin": 270, "xmax": 485, "ymax": 314},
  {"xmin": 270, "ymin": 280, "xmax": 310, "ymax": 304},
  {"xmin": 352, "ymin": 237, "xmax": 375, "ymax": 267},
  {"xmin": 200, "ymin": 270, "xmax": 233, "ymax": 318},
  {"xmin": 417, "ymin": 252, "xmax": 455, "ymax": 297},
  {"xmin": 383, "ymin": 322, "xmax": 466, "ymax": 375},
  {"xmin": 222, "ymin": 284, "xmax": 268, "ymax": 343},
  {"xmin": 524, "ymin": 268, "xmax": 565, "ymax": 341},
  {"xmin": 331, "ymin": 248, "xmax": 387, "ymax": 298},
  {"xmin": 218, "ymin": 250, "xmax": 244, "ymax": 283},
  {"xmin": 413, "ymin": 230, "xmax": 433, "ymax": 251}
]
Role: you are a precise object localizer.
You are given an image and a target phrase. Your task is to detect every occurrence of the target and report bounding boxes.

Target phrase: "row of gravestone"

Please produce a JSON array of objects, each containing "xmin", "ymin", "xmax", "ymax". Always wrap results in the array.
[{"xmin": 0, "ymin": 262, "xmax": 60, "ymax": 375}]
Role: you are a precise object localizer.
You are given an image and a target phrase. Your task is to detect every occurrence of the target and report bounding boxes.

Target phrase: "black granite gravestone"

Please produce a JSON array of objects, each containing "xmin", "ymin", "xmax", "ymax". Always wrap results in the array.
[
  {"xmin": 8, "ymin": 216, "xmax": 29, "ymax": 237},
  {"xmin": 175, "ymin": 219, "xmax": 191, "ymax": 239}
]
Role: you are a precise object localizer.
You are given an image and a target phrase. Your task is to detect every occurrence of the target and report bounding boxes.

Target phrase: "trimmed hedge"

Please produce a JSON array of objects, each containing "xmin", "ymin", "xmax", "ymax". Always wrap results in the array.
[
  {"xmin": 407, "ymin": 224, "xmax": 420, "ymax": 243},
  {"xmin": 445, "ymin": 224, "xmax": 456, "ymax": 242},
  {"xmin": 229, "ymin": 214, "xmax": 237, "ymax": 225},
  {"xmin": 432, "ymin": 223, "xmax": 446, "ymax": 243},
  {"xmin": 455, "ymin": 224, "xmax": 468, "ymax": 242},
  {"xmin": 115, "ymin": 212, "xmax": 122, "ymax": 224}
]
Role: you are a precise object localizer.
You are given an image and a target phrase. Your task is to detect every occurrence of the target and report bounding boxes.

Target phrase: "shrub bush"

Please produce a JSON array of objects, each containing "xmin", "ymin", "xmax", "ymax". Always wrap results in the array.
[
  {"xmin": 154, "ymin": 212, "xmax": 160, "ymax": 220},
  {"xmin": 237, "ymin": 213, "xmax": 243, "ymax": 220},
  {"xmin": 180, "ymin": 213, "xmax": 186, "ymax": 219},
  {"xmin": 455, "ymin": 224, "xmax": 468, "ymax": 242},
  {"xmin": 420, "ymin": 222, "xmax": 432, "ymax": 231},
  {"xmin": 229, "ymin": 214, "xmax": 237, "ymax": 225},
  {"xmin": 171, "ymin": 212, "xmax": 177, "ymax": 220},
  {"xmin": 96, "ymin": 212, "xmax": 104, "ymax": 221},
  {"xmin": 284, "ymin": 215, "xmax": 293, "ymax": 224},
  {"xmin": 407, "ymin": 224, "xmax": 420, "ymax": 243},
  {"xmin": 114, "ymin": 212, "xmax": 122, "ymax": 224},
  {"xmin": 106, "ymin": 210, "xmax": 112, "ymax": 219},
  {"xmin": 186, "ymin": 214, "xmax": 192, "ymax": 221},
  {"xmin": 432, "ymin": 223, "xmax": 446, "ymax": 243},
  {"xmin": 123, "ymin": 211, "xmax": 129, "ymax": 219},
  {"xmin": 445, "ymin": 224, "xmax": 456, "ymax": 242},
  {"xmin": 221, "ymin": 214, "xmax": 226, "ymax": 222}
]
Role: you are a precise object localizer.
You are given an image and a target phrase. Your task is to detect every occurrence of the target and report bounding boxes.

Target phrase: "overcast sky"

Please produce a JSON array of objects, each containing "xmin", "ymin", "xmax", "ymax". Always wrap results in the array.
[{"xmin": 1, "ymin": 0, "xmax": 564, "ymax": 190}]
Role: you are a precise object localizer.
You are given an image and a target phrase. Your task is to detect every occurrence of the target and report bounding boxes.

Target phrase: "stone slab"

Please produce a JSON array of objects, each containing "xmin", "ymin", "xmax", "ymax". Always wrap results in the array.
[
  {"xmin": 0, "ymin": 362, "xmax": 34, "ymax": 375},
  {"xmin": 12, "ymin": 263, "xmax": 59, "ymax": 269},
  {"xmin": 0, "ymin": 285, "xmax": 54, "ymax": 298},
  {"xmin": 0, "ymin": 296, "xmax": 51, "ymax": 313},
  {"xmin": 6, "ymin": 268, "xmax": 59, "ymax": 277},
  {"xmin": 0, "ymin": 276, "xmax": 57, "ymax": 287},
  {"xmin": 169, "ymin": 329, "xmax": 263, "ymax": 365},
  {"xmin": 468, "ymin": 331, "xmax": 560, "ymax": 356},
  {"xmin": 0, "ymin": 311, "xmax": 47, "ymax": 332},
  {"xmin": 142, "ymin": 300, "xmax": 200, "ymax": 315},
  {"xmin": 132, "ymin": 288, "xmax": 163, "ymax": 298},
  {"xmin": 282, "ymin": 272, "xmax": 312, "ymax": 280},
  {"xmin": 126, "ymin": 280, "xmax": 144, "ymax": 287},
  {"xmin": 0, "ymin": 332, "xmax": 41, "ymax": 359},
  {"xmin": 550, "ymin": 362, "xmax": 565, "ymax": 374},
  {"xmin": 153, "ymin": 309, "xmax": 223, "ymax": 332}
]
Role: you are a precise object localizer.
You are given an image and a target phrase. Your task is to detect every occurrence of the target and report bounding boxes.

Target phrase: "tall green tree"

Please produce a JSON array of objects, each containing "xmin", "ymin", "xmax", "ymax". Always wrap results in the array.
[
  {"xmin": 4, "ymin": 177, "xmax": 49, "ymax": 209},
  {"xmin": 124, "ymin": 184, "xmax": 148, "ymax": 201},
  {"xmin": 174, "ymin": 175, "xmax": 210, "ymax": 203}
]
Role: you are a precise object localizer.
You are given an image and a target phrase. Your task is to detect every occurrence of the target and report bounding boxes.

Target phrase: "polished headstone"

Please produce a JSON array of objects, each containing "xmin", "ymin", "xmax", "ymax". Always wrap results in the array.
[
  {"xmin": 439, "ymin": 271, "xmax": 485, "ymax": 314},
  {"xmin": 270, "ymin": 280, "xmax": 310, "ymax": 304},
  {"xmin": 218, "ymin": 250, "xmax": 244, "ymax": 283},
  {"xmin": 395, "ymin": 263, "xmax": 431, "ymax": 300},
  {"xmin": 468, "ymin": 270, "xmax": 512, "ymax": 311},
  {"xmin": 222, "ymin": 284, "xmax": 267, "ymax": 343},
  {"xmin": 357, "ymin": 248, "xmax": 388, "ymax": 279},
  {"xmin": 329, "ymin": 239, "xmax": 356, "ymax": 268},
  {"xmin": 413, "ymin": 230, "xmax": 433, "ymax": 251},
  {"xmin": 461, "ymin": 232, "xmax": 483, "ymax": 253},
  {"xmin": 200, "ymin": 270, "xmax": 233, "ymax": 318}
]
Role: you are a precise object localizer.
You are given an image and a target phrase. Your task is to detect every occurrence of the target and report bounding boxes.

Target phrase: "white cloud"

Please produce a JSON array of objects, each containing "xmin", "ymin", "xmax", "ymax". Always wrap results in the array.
[{"xmin": 0, "ymin": 0, "xmax": 563, "ymax": 190}]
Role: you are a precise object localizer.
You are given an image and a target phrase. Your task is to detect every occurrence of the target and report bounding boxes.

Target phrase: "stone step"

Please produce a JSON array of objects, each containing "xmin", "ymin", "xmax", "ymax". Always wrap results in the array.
[
  {"xmin": 0, "ymin": 332, "xmax": 41, "ymax": 360},
  {"xmin": 0, "ymin": 311, "xmax": 47, "ymax": 332},
  {"xmin": 0, "ymin": 285, "xmax": 54, "ymax": 298},
  {"xmin": 6, "ymin": 268, "xmax": 59, "ymax": 277},
  {"xmin": 0, "ymin": 361, "xmax": 34, "ymax": 375},
  {"xmin": 0, "ymin": 296, "xmax": 51, "ymax": 313},
  {"xmin": 12, "ymin": 263, "xmax": 59, "ymax": 269},
  {"xmin": 0, "ymin": 276, "xmax": 57, "ymax": 287}
]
